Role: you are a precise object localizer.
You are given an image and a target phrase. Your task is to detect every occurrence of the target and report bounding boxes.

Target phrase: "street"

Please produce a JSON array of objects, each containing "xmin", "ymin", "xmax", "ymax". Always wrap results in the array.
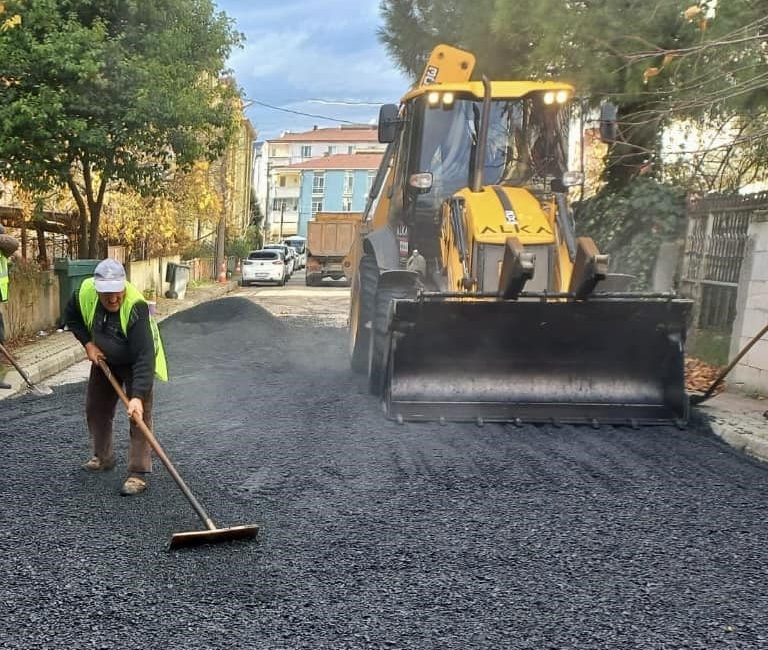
[{"xmin": 2, "ymin": 277, "xmax": 768, "ymax": 649}]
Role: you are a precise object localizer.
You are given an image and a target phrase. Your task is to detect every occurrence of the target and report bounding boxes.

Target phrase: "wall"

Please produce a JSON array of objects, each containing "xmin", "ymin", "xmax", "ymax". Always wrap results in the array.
[
  {"xmin": 126, "ymin": 255, "xmax": 180, "ymax": 299},
  {"xmin": 1, "ymin": 269, "xmax": 60, "ymax": 339},
  {"xmin": 730, "ymin": 212, "xmax": 768, "ymax": 394},
  {"xmin": 1, "ymin": 254, "xmax": 190, "ymax": 342}
]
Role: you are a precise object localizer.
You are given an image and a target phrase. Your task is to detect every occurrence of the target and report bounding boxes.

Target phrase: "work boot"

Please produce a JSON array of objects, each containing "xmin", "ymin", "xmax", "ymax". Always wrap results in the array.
[
  {"xmin": 120, "ymin": 474, "xmax": 147, "ymax": 496},
  {"xmin": 82, "ymin": 455, "xmax": 116, "ymax": 471}
]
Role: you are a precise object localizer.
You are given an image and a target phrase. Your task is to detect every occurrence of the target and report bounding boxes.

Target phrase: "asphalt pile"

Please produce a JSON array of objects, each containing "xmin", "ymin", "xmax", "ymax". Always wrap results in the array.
[{"xmin": 2, "ymin": 297, "xmax": 767, "ymax": 649}]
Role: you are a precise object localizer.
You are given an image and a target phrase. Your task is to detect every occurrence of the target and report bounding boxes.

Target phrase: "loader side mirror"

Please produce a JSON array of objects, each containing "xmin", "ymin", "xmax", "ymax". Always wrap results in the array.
[
  {"xmin": 378, "ymin": 104, "xmax": 400, "ymax": 143},
  {"xmin": 599, "ymin": 103, "xmax": 618, "ymax": 143}
]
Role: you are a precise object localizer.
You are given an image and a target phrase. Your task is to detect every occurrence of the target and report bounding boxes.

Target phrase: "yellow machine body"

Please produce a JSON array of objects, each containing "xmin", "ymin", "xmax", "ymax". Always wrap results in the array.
[{"xmin": 349, "ymin": 44, "xmax": 693, "ymax": 426}]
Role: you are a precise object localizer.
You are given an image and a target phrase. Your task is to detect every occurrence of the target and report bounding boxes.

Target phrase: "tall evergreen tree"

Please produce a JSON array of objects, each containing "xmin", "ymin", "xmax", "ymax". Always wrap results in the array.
[{"xmin": 377, "ymin": 0, "xmax": 768, "ymax": 189}]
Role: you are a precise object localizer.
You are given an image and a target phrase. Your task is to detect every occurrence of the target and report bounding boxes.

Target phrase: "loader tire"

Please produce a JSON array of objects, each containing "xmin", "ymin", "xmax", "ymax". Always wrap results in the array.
[
  {"xmin": 368, "ymin": 280, "xmax": 414, "ymax": 396},
  {"xmin": 350, "ymin": 254, "xmax": 378, "ymax": 373}
]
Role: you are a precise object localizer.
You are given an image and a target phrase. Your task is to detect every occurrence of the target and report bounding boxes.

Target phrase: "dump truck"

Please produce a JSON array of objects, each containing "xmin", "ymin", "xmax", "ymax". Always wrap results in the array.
[
  {"xmin": 348, "ymin": 44, "xmax": 693, "ymax": 426},
  {"xmin": 305, "ymin": 212, "xmax": 362, "ymax": 286}
]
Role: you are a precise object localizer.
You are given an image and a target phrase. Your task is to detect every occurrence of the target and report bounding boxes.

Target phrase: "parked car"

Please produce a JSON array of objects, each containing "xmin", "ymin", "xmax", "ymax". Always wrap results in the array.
[
  {"xmin": 283, "ymin": 236, "xmax": 307, "ymax": 270},
  {"xmin": 240, "ymin": 250, "xmax": 287, "ymax": 286},
  {"xmin": 263, "ymin": 244, "xmax": 296, "ymax": 277}
]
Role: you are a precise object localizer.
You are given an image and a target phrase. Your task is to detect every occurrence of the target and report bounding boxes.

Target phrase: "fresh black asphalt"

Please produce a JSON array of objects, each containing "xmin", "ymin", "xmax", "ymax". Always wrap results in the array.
[{"xmin": 2, "ymin": 297, "xmax": 767, "ymax": 649}]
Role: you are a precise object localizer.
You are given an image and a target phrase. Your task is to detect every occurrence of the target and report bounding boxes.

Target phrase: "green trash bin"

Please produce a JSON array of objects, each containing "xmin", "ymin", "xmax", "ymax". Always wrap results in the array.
[{"xmin": 53, "ymin": 258, "xmax": 101, "ymax": 323}]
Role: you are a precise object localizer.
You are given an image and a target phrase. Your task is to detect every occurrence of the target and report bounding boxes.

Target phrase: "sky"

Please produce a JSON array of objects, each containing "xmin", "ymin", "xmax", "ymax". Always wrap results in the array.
[{"xmin": 213, "ymin": 0, "xmax": 412, "ymax": 142}]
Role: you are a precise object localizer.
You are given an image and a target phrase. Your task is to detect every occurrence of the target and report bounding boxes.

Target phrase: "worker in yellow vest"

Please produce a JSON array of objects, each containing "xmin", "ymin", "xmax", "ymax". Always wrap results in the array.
[
  {"xmin": 65, "ymin": 258, "xmax": 168, "ymax": 496},
  {"xmin": 0, "ymin": 224, "xmax": 20, "ymax": 390}
]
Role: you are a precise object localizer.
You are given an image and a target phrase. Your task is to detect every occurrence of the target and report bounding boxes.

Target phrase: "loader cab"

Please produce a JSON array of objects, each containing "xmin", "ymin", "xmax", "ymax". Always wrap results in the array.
[{"xmin": 390, "ymin": 86, "xmax": 576, "ymax": 222}]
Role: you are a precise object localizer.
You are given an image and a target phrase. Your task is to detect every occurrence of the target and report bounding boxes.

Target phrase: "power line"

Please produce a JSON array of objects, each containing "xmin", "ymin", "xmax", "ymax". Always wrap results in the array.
[
  {"xmin": 307, "ymin": 99, "xmax": 384, "ymax": 107},
  {"xmin": 244, "ymin": 98, "xmax": 361, "ymax": 124}
]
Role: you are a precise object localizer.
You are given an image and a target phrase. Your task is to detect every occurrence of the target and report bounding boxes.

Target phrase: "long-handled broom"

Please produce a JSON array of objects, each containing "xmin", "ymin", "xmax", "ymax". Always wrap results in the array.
[
  {"xmin": 98, "ymin": 359, "xmax": 258, "ymax": 550},
  {"xmin": 689, "ymin": 322, "xmax": 768, "ymax": 406},
  {"xmin": 0, "ymin": 342, "xmax": 53, "ymax": 396}
]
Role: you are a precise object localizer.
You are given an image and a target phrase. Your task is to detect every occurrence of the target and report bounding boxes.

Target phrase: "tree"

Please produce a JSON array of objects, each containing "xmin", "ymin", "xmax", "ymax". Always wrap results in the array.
[
  {"xmin": 0, "ymin": 0, "xmax": 242, "ymax": 257},
  {"xmin": 377, "ymin": 0, "xmax": 768, "ymax": 189}
]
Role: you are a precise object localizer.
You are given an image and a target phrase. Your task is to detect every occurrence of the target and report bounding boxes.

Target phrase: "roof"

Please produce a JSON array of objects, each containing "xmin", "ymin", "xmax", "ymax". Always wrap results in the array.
[
  {"xmin": 270, "ymin": 125, "xmax": 379, "ymax": 143},
  {"xmin": 287, "ymin": 153, "xmax": 383, "ymax": 171}
]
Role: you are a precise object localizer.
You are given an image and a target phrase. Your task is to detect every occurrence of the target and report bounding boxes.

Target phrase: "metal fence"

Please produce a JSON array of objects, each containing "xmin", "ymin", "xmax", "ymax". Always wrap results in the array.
[{"xmin": 680, "ymin": 192, "xmax": 766, "ymax": 332}]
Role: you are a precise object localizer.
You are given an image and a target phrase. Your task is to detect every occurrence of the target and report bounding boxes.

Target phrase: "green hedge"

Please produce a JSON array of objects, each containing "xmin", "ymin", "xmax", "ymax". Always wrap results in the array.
[{"xmin": 575, "ymin": 178, "xmax": 687, "ymax": 290}]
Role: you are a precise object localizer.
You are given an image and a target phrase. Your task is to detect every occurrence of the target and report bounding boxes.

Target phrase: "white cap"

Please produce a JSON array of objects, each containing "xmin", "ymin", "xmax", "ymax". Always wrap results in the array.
[{"xmin": 93, "ymin": 258, "xmax": 126, "ymax": 293}]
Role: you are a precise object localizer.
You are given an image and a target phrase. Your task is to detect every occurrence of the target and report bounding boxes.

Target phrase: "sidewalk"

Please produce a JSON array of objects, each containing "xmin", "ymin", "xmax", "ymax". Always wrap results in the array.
[
  {"xmin": 692, "ymin": 390, "xmax": 768, "ymax": 463},
  {"xmin": 0, "ymin": 278, "xmax": 239, "ymax": 401}
]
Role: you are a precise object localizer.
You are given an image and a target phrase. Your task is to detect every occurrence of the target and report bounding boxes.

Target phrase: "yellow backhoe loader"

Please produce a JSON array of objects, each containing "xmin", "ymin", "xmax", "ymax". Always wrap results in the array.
[{"xmin": 348, "ymin": 44, "xmax": 692, "ymax": 426}]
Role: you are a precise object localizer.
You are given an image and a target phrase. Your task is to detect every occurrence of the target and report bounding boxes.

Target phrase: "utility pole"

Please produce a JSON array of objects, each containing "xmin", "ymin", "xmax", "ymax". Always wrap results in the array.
[
  {"xmin": 216, "ymin": 146, "xmax": 230, "ymax": 281},
  {"xmin": 279, "ymin": 202, "xmax": 285, "ymax": 241}
]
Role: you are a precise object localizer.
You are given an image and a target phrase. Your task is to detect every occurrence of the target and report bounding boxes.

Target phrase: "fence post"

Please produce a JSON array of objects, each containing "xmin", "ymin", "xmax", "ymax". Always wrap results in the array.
[{"xmin": 730, "ymin": 210, "xmax": 768, "ymax": 393}]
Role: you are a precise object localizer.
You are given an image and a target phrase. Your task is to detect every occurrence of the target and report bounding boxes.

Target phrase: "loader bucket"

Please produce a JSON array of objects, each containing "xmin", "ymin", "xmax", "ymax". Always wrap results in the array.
[{"xmin": 384, "ymin": 296, "xmax": 692, "ymax": 426}]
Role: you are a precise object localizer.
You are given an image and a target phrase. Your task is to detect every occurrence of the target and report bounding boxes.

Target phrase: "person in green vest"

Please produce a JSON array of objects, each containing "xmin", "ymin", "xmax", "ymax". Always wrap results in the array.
[
  {"xmin": 0, "ymin": 224, "xmax": 20, "ymax": 390},
  {"xmin": 64, "ymin": 258, "xmax": 168, "ymax": 496}
]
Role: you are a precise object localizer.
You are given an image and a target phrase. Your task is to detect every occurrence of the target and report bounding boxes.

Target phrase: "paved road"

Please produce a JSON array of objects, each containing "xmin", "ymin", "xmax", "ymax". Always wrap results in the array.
[{"xmin": 3, "ymin": 282, "xmax": 768, "ymax": 649}]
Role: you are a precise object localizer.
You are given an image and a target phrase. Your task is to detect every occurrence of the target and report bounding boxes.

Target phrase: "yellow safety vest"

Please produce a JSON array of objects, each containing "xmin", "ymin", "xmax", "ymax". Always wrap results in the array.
[
  {"xmin": 78, "ymin": 278, "xmax": 168, "ymax": 381},
  {"xmin": 0, "ymin": 254, "xmax": 9, "ymax": 303}
]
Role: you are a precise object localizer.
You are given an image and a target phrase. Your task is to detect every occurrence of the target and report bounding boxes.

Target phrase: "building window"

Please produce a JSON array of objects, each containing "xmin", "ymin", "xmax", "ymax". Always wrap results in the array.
[
  {"xmin": 312, "ymin": 172, "xmax": 325, "ymax": 194},
  {"xmin": 327, "ymin": 146, "xmax": 336, "ymax": 155},
  {"xmin": 311, "ymin": 199, "xmax": 323, "ymax": 215},
  {"xmin": 342, "ymin": 197, "xmax": 352, "ymax": 212},
  {"xmin": 343, "ymin": 171, "xmax": 354, "ymax": 196},
  {"xmin": 348, "ymin": 146, "xmax": 354, "ymax": 154},
  {"xmin": 367, "ymin": 170, "xmax": 376, "ymax": 193},
  {"xmin": 279, "ymin": 176, "xmax": 286, "ymax": 187},
  {"xmin": 301, "ymin": 145, "xmax": 312, "ymax": 158},
  {"xmin": 272, "ymin": 198, "xmax": 280, "ymax": 211}
]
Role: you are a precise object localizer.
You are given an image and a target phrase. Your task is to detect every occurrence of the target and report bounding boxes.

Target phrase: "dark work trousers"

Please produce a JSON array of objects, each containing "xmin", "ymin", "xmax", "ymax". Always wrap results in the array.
[{"xmin": 85, "ymin": 364, "xmax": 154, "ymax": 473}]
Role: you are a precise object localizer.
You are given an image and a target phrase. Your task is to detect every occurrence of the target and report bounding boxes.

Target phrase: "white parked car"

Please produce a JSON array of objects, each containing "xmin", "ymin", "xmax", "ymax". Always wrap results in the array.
[
  {"xmin": 283, "ymin": 236, "xmax": 307, "ymax": 270},
  {"xmin": 240, "ymin": 250, "xmax": 287, "ymax": 286},
  {"xmin": 263, "ymin": 244, "xmax": 296, "ymax": 277}
]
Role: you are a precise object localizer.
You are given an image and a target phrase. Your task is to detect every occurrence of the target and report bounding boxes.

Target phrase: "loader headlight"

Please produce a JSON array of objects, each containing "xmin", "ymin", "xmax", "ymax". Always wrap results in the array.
[
  {"xmin": 409, "ymin": 172, "xmax": 433, "ymax": 191},
  {"xmin": 561, "ymin": 171, "xmax": 584, "ymax": 187},
  {"xmin": 427, "ymin": 91, "xmax": 455, "ymax": 108},
  {"xmin": 543, "ymin": 90, "xmax": 571, "ymax": 105}
]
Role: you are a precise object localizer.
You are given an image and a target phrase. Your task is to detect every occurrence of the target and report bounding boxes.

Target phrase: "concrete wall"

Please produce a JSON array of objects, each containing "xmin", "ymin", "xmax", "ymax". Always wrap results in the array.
[
  {"xmin": 1, "ymin": 270, "xmax": 60, "ymax": 339},
  {"xmin": 126, "ymin": 255, "xmax": 180, "ymax": 299},
  {"xmin": 730, "ymin": 211, "xmax": 768, "ymax": 394},
  {"xmin": 2, "ymin": 254, "xmax": 182, "ymax": 341}
]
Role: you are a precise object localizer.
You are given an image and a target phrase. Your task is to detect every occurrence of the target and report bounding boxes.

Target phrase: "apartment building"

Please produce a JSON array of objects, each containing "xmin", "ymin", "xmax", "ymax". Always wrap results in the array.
[
  {"xmin": 286, "ymin": 152, "xmax": 383, "ymax": 237},
  {"xmin": 256, "ymin": 124, "xmax": 385, "ymax": 240}
]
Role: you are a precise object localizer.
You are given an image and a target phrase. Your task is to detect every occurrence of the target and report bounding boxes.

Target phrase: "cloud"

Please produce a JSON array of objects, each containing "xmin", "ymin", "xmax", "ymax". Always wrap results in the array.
[{"xmin": 215, "ymin": 0, "xmax": 411, "ymax": 139}]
